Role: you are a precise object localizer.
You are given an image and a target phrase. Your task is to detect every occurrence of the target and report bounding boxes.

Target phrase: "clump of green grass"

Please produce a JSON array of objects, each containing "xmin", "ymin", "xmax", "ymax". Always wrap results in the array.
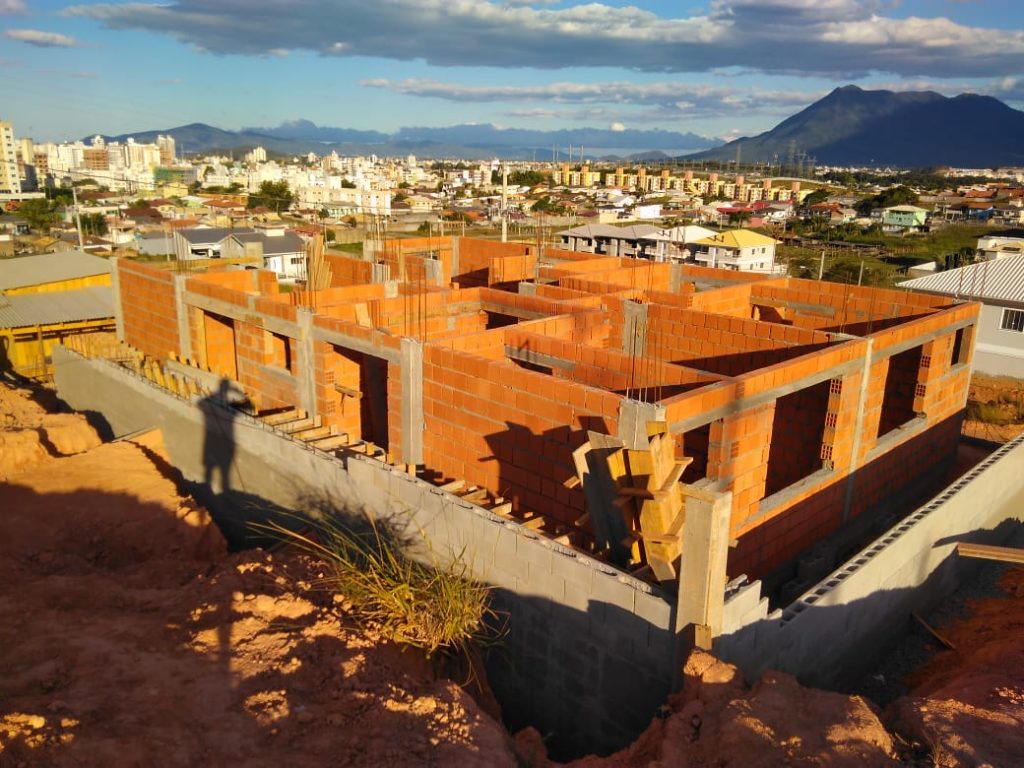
[
  {"xmin": 257, "ymin": 514, "xmax": 493, "ymax": 657},
  {"xmin": 966, "ymin": 400, "xmax": 1013, "ymax": 425}
]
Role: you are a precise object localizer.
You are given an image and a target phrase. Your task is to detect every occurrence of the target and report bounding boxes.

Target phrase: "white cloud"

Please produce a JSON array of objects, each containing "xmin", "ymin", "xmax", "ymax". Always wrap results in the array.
[
  {"xmin": 609, "ymin": 121, "xmax": 626, "ymax": 132},
  {"xmin": 62, "ymin": 0, "xmax": 1024, "ymax": 80},
  {"xmin": 4, "ymin": 28, "xmax": 78, "ymax": 47},
  {"xmin": 0, "ymin": 0, "xmax": 28, "ymax": 15},
  {"xmin": 361, "ymin": 77, "xmax": 823, "ymax": 120}
]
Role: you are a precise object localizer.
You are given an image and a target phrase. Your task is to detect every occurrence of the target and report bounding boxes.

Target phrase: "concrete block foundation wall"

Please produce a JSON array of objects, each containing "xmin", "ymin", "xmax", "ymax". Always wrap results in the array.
[
  {"xmin": 717, "ymin": 429, "xmax": 1024, "ymax": 689},
  {"xmin": 53, "ymin": 347, "xmax": 677, "ymax": 758}
]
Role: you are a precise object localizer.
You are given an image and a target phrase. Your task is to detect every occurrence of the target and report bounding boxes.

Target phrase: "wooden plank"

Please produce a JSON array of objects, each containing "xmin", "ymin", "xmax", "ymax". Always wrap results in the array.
[
  {"xmin": 491, "ymin": 502, "xmax": 513, "ymax": 517},
  {"xmin": 956, "ymin": 542, "xmax": 1024, "ymax": 564},
  {"xmin": 912, "ymin": 612, "xmax": 957, "ymax": 650},
  {"xmin": 309, "ymin": 434, "xmax": 351, "ymax": 451},
  {"xmin": 461, "ymin": 489, "xmax": 489, "ymax": 504},
  {"xmin": 263, "ymin": 408, "xmax": 303, "ymax": 426},
  {"xmin": 293, "ymin": 426, "xmax": 333, "ymax": 441},
  {"xmin": 521, "ymin": 515, "xmax": 546, "ymax": 530},
  {"xmin": 438, "ymin": 479, "xmax": 465, "ymax": 492},
  {"xmin": 279, "ymin": 417, "xmax": 320, "ymax": 434}
]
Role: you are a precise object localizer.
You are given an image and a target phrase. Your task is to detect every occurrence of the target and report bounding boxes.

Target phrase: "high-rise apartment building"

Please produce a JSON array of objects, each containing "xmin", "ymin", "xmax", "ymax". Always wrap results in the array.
[{"xmin": 0, "ymin": 120, "xmax": 22, "ymax": 196}]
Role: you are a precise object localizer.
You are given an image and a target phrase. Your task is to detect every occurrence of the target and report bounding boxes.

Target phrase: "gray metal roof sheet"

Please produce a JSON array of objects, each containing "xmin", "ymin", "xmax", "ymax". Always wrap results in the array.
[
  {"xmin": 176, "ymin": 226, "xmax": 255, "ymax": 244},
  {"xmin": 898, "ymin": 255, "xmax": 1024, "ymax": 305},
  {"xmin": 0, "ymin": 250, "xmax": 111, "ymax": 291},
  {"xmin": 0, "ymin": 286, "xmax": 114, "ymax": 328}
]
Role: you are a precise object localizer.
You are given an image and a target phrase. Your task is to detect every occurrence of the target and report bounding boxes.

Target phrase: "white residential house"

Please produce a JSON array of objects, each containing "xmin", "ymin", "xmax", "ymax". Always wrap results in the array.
[
  {"xmin": 976, "ymin": 229, "xmax": 1024, "ymax": 261},
  {"xmin": 172, "ymin": 226, "xmax": 256, "ymax": 261},
  {"xmin": 690, "ymin": 229, "xmax": 782, "ymax": 273},
  {"xmin": 220, "ymin": 227, "xmax": 307, "ymax": 280},
  {"xmin": 900, "ymin": 255, "xmax": 1024, "ymax": 378}
]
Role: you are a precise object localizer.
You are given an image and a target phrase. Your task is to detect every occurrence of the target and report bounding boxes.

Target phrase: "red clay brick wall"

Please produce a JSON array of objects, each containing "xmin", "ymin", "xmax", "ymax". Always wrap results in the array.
[
  {"xmin": 118, "ymin": 261, "xmax": 180, "ymax": 359},
  {"xmin": 421, "ymin": 346, "xmax": 621, "ymax": 526}
]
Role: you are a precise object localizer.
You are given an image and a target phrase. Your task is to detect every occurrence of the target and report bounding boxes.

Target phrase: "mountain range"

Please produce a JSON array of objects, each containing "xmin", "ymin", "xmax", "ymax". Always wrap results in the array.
[
  {"xmin": 96, "ymin": 121, "xmax": 719, "ymax": 161},
  {"xmin": 690, "ymin": 85, "xmax": 1024, "ymax": 168}
]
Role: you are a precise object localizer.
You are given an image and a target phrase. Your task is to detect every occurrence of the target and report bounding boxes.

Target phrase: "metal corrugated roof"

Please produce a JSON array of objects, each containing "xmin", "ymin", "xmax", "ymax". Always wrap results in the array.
[
  {"xmin": 176, "ymin": 227, "xmax": 256, "ymax": 244},
  {"xmin": 0, "ymin": 286, "xmax": 114, "ymax": 329},
  {"xmin": 898, "ymin": 255, "xmax": 1024, "ymax": 305},
  {"xmin": 0, "ymin": 250, "xmax": 111, "ymax": 291}
]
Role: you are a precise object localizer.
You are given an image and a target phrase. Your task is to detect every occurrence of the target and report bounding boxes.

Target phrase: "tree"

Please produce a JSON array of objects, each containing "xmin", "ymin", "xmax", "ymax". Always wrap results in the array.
[
  {"xmin": 340, "ymin": 179, "xmax": 356, "ymax": 189},
  {"xmin": 80, "ymin": 212, "xmax": 108, "ymax": 237},
  {"xmin": 325, "ymin": 229, "xmax": 336, "ymax": 243},
  {"xmin": 19, "ymin": 199, "xmax": 58, "ymax": 232},
  {"xmin": 802, "ymin": 189, "xmax": 831, "ymax": 207},
  {"xmin": 247, "ymin": 180, "xmax": 294, "ymax": 211}
]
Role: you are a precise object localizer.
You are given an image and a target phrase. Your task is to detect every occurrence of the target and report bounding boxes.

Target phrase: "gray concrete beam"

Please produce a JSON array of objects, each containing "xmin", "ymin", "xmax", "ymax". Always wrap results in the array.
[
  {"xmin": 617, "ymin": 399, "xmax": 666, "ymax": 450},
  {"xmin": 311, "ymin": 326, "xmax": 402, "ymax": 364}
]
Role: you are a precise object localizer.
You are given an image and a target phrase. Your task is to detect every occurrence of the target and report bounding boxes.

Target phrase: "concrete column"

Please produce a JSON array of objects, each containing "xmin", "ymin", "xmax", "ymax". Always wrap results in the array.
[
  {"xmin": 617, "ymin": 399, "xmax": 665, "ymax": 450},
  {"xmin": 399, "ymin": 337, "xmax": 424, "ymax": 465},
  {"xmin": 843, "ymin": 338, "xmax": 873, "ymax": 523},
  {"xmin": 621, "ymin": 300, "xmax": 649, "ymax": 356},
  {"xmin": 669, "ymin": 262, "xmax": 683, "ymax": 294},
  {"xmin": 675, "ymin": 484, "xmax": 732, "ymax": 669},
  {"xmin": 173, "ymin": 274, "xmax": 192, "ymax": 360},
  {"xmin": 110, "ymin": 257, "xmax": 125, "ymax": 341},
  {"xmin": 424, "ymin": 257, "xmax": 444, "ymax": 287},
  {"xmin": 518, "ymin": 281, "xmax": 537, "ymax": 297},
  {"xmin": 371, "ymin": 262, "xmax": 390, "ymax": 283},
  {"xmin": 451, "ymin": 236, "xmax": 461, "ymax": 281},
  {"xmin": 295, "ymin": 308, "xmax": 317, "ymax": 417}
]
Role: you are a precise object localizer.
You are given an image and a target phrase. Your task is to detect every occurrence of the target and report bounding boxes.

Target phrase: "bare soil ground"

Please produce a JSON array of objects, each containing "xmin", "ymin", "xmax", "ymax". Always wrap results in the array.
[
  {"xmin": 3, "ymin": 380, "xmax": 1022, "ymax": 767},
  {"xmin": 0, "ymin": 382, "xmax": 515, "ymax": 767},
  {"xmin": 962, "ymin": 373, "xmax": 1024, "ymax": 443}
]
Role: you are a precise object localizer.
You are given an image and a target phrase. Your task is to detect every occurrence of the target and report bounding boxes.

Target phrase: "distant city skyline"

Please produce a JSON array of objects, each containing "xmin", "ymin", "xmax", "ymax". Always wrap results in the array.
[{"xmin": 3, "ymin": 0, "xmax": 1024, "ymax": 143}]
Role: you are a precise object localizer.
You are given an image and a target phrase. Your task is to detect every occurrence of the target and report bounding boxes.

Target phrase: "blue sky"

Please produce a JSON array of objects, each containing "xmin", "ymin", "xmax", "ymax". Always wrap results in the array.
[{"xmin": 3, "ymin": 0, "xmax": 1024, "ymax": 142}]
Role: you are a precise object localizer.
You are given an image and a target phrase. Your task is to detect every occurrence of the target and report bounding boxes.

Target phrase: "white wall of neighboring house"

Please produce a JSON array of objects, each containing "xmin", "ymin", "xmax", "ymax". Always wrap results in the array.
[{"xmin": 974, "ymin": 302, "xmax": 1024, "ymax": 378}]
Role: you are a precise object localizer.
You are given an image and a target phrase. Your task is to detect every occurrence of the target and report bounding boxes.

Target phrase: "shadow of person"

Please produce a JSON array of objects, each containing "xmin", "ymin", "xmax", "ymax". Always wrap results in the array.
[{"xmin": 199, "ymin": 378, "xmax": 237, "ymax": 495}]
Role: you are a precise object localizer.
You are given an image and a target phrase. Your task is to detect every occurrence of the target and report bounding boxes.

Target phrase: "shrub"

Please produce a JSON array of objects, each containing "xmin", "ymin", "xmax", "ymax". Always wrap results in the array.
[{"xmin": 257, "ymin": 513, "xmax": 493, "ymax": 657}]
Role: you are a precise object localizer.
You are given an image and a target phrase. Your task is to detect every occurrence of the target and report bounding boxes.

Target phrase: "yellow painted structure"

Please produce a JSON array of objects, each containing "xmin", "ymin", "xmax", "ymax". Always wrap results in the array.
[
  {"xmin": 3, "ymin": 271, "xmax": 112, "ymax": 296},
  {"xmin": 0, "ymin": 321, "xmax": 115, "ymax": 379}
]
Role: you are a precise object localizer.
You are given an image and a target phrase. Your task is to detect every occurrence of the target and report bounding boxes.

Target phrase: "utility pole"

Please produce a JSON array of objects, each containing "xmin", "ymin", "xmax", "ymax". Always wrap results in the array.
[
  {"xmin": 818, "ymin": 249, "xmax": 825, "ymax": 280},
  {"xmin": 71, "ymin": 180, "xmax": 85, "ymax": 251},
  {"xmin": 501, "ymin": 163, "xmax": 508, "ymax": 243}
]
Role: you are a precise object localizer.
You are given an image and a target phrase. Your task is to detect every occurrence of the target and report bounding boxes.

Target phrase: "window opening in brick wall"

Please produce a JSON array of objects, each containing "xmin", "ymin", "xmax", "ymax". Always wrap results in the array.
[
  {"xmin": 764, "ymin": 380, "xmax": 831, "ymax": 497},
  {"xmin": 877, "ymin": 345, "xmax": 923, "ymax": 438}
]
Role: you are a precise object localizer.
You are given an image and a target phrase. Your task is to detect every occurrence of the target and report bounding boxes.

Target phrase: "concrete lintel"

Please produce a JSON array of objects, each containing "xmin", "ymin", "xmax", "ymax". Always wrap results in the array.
[
  {"xmin": 518, "ymin": 282, "xmax": 537, "ymax": 297},
  {"xmin": 172, "ymin": 274, "xmax": 192, "ymax": 360},
  {"xmin": 669, "ymin": 355, "xmax": 865, "ymax": 435},
  {"xmin": 311, "ymin": 326, "xmax": 402, "ymax": 364},
  {"xmin": 383, "ymin": 280, "xmax": 399, "ymax": 299},
  {"xmin": 110, "ymin": 257, "xmax": 125, "ymax": 341},
  {"xmin": 617, "ymin": 399, "xmax": 666, "ymax": 450},
  {"xmin": 873, "ymin": 315, "xmax": 974, "ymax": 361},
  {"xmin": 504, "ymin": 344, "xmax": 575, "ymax": 372},
  {"xmin": 183, "ymin": 291, "xmax": 252, "ymax": 324},
  {"xmin": 621, "ymin": 300, "xmax": 649, "ymax": 357},
  {"xmin": 400, "ymin": 337, "xmax": 424, "ymax": 466},
  {"xmin": 295, "ymin": 308, "xmax": 317, "ymax": 417}
]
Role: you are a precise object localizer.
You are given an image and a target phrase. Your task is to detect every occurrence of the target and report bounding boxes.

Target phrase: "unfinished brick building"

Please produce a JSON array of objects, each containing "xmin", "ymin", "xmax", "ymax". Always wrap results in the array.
[{"xmin": 110, "ymin": 235, "xmax": 979, "ymax": 587}]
